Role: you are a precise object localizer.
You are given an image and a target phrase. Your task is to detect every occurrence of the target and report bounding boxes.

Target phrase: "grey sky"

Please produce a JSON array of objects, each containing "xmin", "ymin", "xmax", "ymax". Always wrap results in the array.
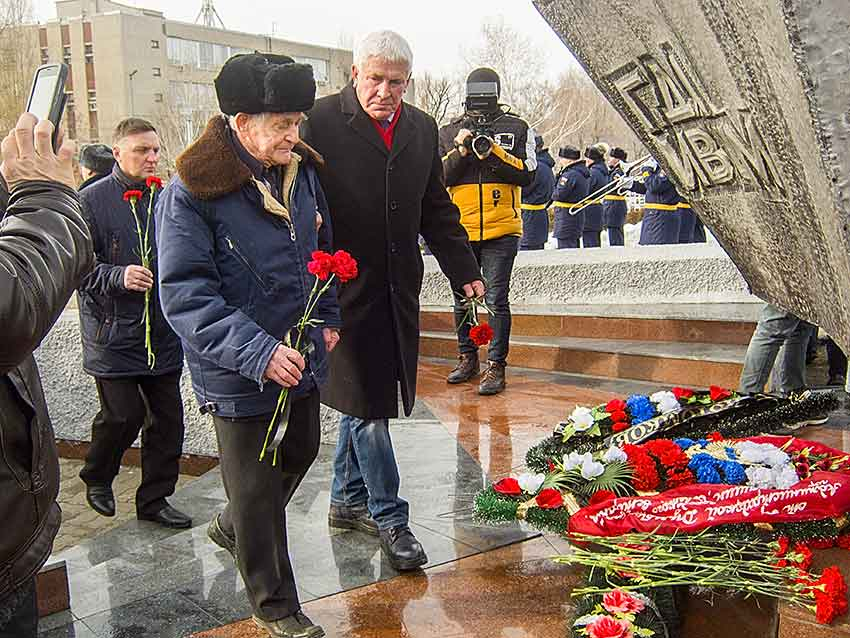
[{"xmin": 32, "ymin": 0, "xmax": 578, "ymax": 80}]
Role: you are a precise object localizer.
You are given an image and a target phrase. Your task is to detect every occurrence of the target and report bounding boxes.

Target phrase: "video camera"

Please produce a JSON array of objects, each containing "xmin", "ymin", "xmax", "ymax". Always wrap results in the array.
[{"xmin": 463, "ymin": 80, "xmax": 501, "ymax": 159}]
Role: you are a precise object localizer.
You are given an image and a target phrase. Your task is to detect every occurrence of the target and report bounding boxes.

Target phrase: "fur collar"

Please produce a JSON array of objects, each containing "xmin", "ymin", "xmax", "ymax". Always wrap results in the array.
[{"xmin": 176, "ymin": 115, "xmax": 324, "ymax": 201}]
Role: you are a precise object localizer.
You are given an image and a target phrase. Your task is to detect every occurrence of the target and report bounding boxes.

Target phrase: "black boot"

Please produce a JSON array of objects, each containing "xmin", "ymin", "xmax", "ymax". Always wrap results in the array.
[
  {"xmin": 380, "ymin": 525, "xmax": 428, "ymax": 571},
  {"xmin": 446, "ymin": 352, "xmax": 480, "ymax": 384},
  {"xmin": 85, "ymin": 484, "xmax": 115, "ymax": 517},
  {"xmin": 478, "ymin": 361, "xmax": 506, "ymax": 396}
]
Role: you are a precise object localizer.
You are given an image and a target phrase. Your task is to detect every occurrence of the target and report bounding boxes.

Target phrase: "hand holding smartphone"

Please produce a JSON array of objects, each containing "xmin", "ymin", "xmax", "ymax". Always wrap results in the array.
[{"xmin": 26, "ymin": 63, "xmax": 69, "ymax": 151}]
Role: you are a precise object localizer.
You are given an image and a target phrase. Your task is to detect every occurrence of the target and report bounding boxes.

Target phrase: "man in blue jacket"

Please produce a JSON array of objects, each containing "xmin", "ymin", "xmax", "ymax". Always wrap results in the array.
[
  {"xmin": 582, "ymin": 144, "xmax": 609, "ymax": 248},
  {"xmin": 77, "ymin": 118, "xmax": 190, "ymax": 529},
  {"xmin": 552, "ymin": 146, "xmax": 591, "ymax": 249},
  {"xmin": 631, "ymin": 159, "xmax": 682, "ymax": 245},
  {"xmin": 603, "ymin": 147, "xmax": 628, "ymax": 246},
  {"xmin": 520, "ymin": 135, "xmax": 555, "ymax": 251},
  {"xmin": 157, "ymin": 54, "xmax": 337, "ymax": 638}
]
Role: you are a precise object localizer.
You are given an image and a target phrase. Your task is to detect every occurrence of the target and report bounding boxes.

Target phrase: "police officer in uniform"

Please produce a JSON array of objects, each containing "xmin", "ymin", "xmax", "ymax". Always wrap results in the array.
[
  {"xmin": 440, "ymin": 68, "xmax": 536, "ymax": 395},
  {"xmin": 581, "ymin": 144, "xmax": 609, "ymax": 248},
  {"xmin": 552, "ymin": 146, "xmax": 591, "ymax": 249},
  {"xmin": 678, "ymin": 198, "xmax": 696, "ymax": 243},
  {"xmin": 519, "ymin": 135, "xmax": 555, "ymax": 251},
  {"xmin": 603, "ymin": 147, "xmax": 628, "ymax": 246}
]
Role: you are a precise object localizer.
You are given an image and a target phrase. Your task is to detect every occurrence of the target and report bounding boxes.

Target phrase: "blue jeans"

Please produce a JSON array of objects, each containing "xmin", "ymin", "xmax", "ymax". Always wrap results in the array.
[
  {"xmin": 452, "ymin": 235, "xmax": 519, "ymax": 364},
  {"xmin": 330, "ymin": 414, "xmax": 409, "ymax": 531},
  {"xmin": 739, "ymin": 304, "xmax": 808, "ymax": 394}
]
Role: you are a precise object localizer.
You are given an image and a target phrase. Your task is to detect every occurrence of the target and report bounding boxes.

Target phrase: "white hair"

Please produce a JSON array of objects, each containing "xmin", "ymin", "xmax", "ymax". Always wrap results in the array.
[
  {"xmin": 227, "ymin": 112, "xmax": 268, "ymax": 131},
  {"xmin": 353, "ymin": 30, "xmax": 413, "ymax": 73}
]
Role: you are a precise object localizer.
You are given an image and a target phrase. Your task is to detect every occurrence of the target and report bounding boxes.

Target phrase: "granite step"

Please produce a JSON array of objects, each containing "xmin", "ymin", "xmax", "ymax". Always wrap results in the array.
[
  {"xmin": 421, "ymin": 303, "xmax": 761, "ymax": 345},
  {"xmin": 420, "ymin": 331, "xmax": 746, "ymax": 388}
]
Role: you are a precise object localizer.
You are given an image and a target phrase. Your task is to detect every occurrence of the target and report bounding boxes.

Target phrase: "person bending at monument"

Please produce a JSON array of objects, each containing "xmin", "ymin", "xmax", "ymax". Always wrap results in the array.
[
  {"xmin": 552, "ymin": 146, "xmax": 591, "ymax": 249},
  {"xmin": 302, "ymin": 31, "xmax": 482, "ymax": 572},
  {"xmin": 519, "ymin": 135, "xmax": 555, "ymax": 251},
  {"xmin": 157, "ymin": 53, "xmax": 338, "ymax": 638},
  {"xmin": 581, "ymin": 143, "xmax": 609, "ymax": 248},
  {"xmin": 603, "ymin": 147, "xmax": 628, "ymax": 246},
  {"xmin": 76, "ymin": 118, "xmax": 190, "ymax": 529},
  {"xmin": 440, "ymin": 67, "xmax": 536, "ymax": 395},
  {"xmin": 0, "ymin": 114, "xmax": 93, "ymax": 638}
]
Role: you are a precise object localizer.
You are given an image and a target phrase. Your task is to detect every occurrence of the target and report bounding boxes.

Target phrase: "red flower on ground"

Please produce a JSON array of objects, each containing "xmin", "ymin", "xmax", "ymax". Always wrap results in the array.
[
  {"xmin": 469, "ymin": 323, "xmax": 494, "ymax": 346},
  {"xmin": 331, "ymin": 250, "xmax": 358, "ymax": 282},
  {"xmin": 812, "ymin": 537, "xmax": 838, "ymax": 550},
  {"xmin": 493, "ymin": 477, "xmax": 522, "ymax": 496},
  {"xmin": 672, "ymin": 387, "xmax": 695, "ymax": 400},
  {"xmin": 535, "ymin": 488, "xmax": 564, "ymax": 509},
  {"xmin": 775, "ymin": 536, "xmax": 790, "ymax": 557},
  {"xmin": 307, "ymin": 250, "xmax": 334, "ymax": 280},
  {"xmin": 610, "ymin": 410, "xmax": 628, "ymax": 423},
  {"xmin": 793, "ymin": 542, "xmax": 814, "ymax": 571},
  {"xmin": 587, "ymin": 615, "xmax": 633, "ymax": 638},
  {"xmin": 602, "ymin": 589, "xmax": 646, "ymax": 615},
  {"xmin": 810, "ymin": 566, "xmax": 849, "ymax": 624},
  {"xmin": 837, "ymin": 535, "xmax": 850, "ymax": 550},
  {"xmin": 588, "ymin": 490, "xmax": 617, "ymax": 507},
  {"xmin": 606, "ymin": 399, "xmax": 627, "ymax": 414},
  {"xmin": 123, "ymin": 189, "xmax": 143, "ymax": 202},
  {"xmin": 145, "ymin": 176, "xmax": 163, "ymax": 189},
  {"xmin": 709, "ymin": 385, "xmax": 732, "ymax": 401}
]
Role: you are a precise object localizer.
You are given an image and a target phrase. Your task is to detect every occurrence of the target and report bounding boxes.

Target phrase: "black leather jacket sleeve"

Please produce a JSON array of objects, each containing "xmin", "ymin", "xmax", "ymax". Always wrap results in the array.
[{"xmin": 0, "ymin": 181, "xmax": 94, "ymax": 373}]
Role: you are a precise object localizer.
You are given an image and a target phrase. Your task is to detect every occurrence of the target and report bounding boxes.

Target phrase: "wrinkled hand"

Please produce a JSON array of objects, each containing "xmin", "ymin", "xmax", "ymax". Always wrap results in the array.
[
  {"xmin": 454, "ymin": 128, "xmax": 472, "ymax": 157},
  {"xmin": 1, "ymin": 113, "xmax": 76, "ymax": 191},
  {"xmin": 323, "ymin": 328, "xmax": 340, "ymax": 353},
  {"xmin": 462, "ymin": 280, "xmax": 486, "ymax": 299},
  {"xmin": 123, "ymin": 265, "xmax": 154, "ymax": 292},
  {"xmin": 264, "ymin": 344, "xmax": 305, "ymax": 388}
]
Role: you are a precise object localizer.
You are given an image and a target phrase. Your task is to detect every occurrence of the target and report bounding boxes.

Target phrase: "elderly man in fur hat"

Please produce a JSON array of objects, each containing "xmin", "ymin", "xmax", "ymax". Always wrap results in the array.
[{"xmin": 156, "ymin": 54, "xmax": 339, "ymax": 638}]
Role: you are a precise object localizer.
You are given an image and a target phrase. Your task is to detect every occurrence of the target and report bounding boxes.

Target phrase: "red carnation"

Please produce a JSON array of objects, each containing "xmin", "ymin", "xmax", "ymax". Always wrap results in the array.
[
  {"xmin": 307, "ymin": 250, "xmax": 334, "ymax": 280},
  {"xmin": 603, "ymin": 589, "xmax": 645, "ymax": 615},
  {"xmin": 706, "ymin": 431, "xmax": 724, "ymax": 442},
  {"xmin": 793, "ymin": 542, "xmax": 814, "ymax": 571},
  {"xmin": 813, "ymin": 537, "xmax": 838, "ymax": 550},
  {"xmin": 710, "ymin": 385, "xmax": 732, "ymax": 401},
  {"xmin": 672, "ymin": 387, "xmax": 695, "ymax": 400},
  {"xmin": 470, "ymin": 323, "xmax": 494, "ymax": 347},
  {"xmin": 535, "ymin": 488, "xmax": 564, "ymax": 509},
  {"xmin": 331, "ymin": 250, "xmax": 358, "ymax": 283},
  {"xmin": 610, "ymin": 410, "xmax": 628, "ymax": 423},
  {"xmin": 775, "ymin": 536, "xmax": 790, "ymax": 557},
  {"xmin": 837, "ymin": 535, "xmax": 850, "ymax": 550},
  {"xmin": 587, "ymin": 616, "xmax": 633, "ymax": 638},
  {"xmin": 810, "ymin": 566, "xmax": 849, "ymax": 624},
  {"xmin": 123, "ymin": 189, "xmax": 143, "ymax": 202},
  {"xmin": 145, "ymin": 176, "xmax": 163, "ymax": 189},
  {"xmin": 588, "ymin": 490, "xmax": 616, "ymax": 506},
  {"xmin": 547, "ymin": 459, "xmax": 556, "ymax": 473},
  {"xmin": 612, "ymin": 422, "xmax": 630, "ymax": 433},
  {"xmin": 493, "ymin": 477, "xmax": 522, "ymax": 496},
  {"xmin": 606, "ymin": 399, "xmax": 627, "ymax": 413}
]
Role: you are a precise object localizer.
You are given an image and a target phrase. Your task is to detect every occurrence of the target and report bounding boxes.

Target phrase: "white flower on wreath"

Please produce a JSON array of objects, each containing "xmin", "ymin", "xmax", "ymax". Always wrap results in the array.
[
  {"xmin": 581, "ymin": 458, "xmax": 605, "ymax": 480},
  {"xmin": 650, "ymin": 390, "xmax": 681, "ymax": 414},
  {"xmin": 564, "ymin": 451, "xmax": 593, "ymax": 471},
  {"xmin": 745, "ymin": 465, "xmax": 774, "ymax": 489},
  {"xmin": 603, "ymin": 446, "xmax": 628, "ymax": 464},
  {"xmin": 570, "ymin": 406, "xmax": 596, "ymax": 432},
  {"xmin": 737, "ymin": 441, "xmax": 789, "ymax": 467},
  {"xmin": 517, "ymin": 472, "xmax": 546, "ymax": 495},
  {"xmin": 773, "ymin": 463, "xmax": 800, "ymax": 489}
]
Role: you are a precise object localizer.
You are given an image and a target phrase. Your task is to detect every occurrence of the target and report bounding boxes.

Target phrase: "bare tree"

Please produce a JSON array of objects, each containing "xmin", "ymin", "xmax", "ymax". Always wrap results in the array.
[
  {"xmin": 415, "ymin": 72, "xmax": 461, "ymax": 126},
  {"xmin": 153, "ymin": 83, "xmax": 219, "ymax": 175},
  {"xmin": 0, "ymin": 0, "xmax": 39, "ymax": 133}
]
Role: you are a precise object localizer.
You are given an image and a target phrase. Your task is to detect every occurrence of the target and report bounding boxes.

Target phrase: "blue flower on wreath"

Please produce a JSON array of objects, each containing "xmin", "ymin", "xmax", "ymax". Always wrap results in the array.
[
  {"xmin": 626, "ymin": 395, "xmax": 657, "ymax": 424},
  {"xmin": 689, "ymin": 453, "xmax": 721, "ymax": 484},
  {"xmin": 718, "ymin": 460, "xmax": 746, "ymax": 485},
  {"xmin": 675, "ymin": 438, "xmax": 696, "ymax": 450}
]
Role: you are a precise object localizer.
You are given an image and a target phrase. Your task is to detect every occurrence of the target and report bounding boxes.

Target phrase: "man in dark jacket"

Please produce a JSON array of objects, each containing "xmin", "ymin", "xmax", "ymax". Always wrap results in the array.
[
  {"xmin": 78, "ymin": 143, "xmax": 115, "ymax": 190},
  {"xmin": 630, "ymin": 159, "xmax": 682, "ymax": 245},
  {"xmin": 440, "ymin": 68, "xmax": 536, "ymax": 395},
  {"xmin": 520, "ymin": 135, "xmax": 555, "ymax": 251},
  {"xmin": 603, "ymin": 147, "xmax": 628, "ymax": 246},
  {"xmin": 302, "ymin": 30, "xmax": 482, "ymax": 573},
  {"xmin": 0, "ymin": 114, "xmax": 93, "ymax": 637},
  {"xmin": 158, "ymin": 54, "xmax": 338, "ymax": 638},
  {"xmin": 552, "ymin": 146, "xmax": 591, "ymax": 248},
  {"xmin": 582, "ymin": 144, "xmax": 609, "ymax": 248},
  {"xmin": 76, "ymin": 118, "xmax": 190, "ymax": 528}
]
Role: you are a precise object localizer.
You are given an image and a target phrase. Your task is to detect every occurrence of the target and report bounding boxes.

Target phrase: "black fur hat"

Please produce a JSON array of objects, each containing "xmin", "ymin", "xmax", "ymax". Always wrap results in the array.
[
  {"xmin": 214, "ymin": 53, "xmax": 316, "ymax": 115},
  {"xmin": 559, "ymin": 146, "xmax": 581, "ymax": 160},
  {"xmin": 585, "ymin": 145, "xmax": 605, "ymax": 162},
  {"xmin": 610, "ymin": 147, "xmax": 628, "ymax": 161},
  {"xmin": 79, "ymin": 143, "xmax": 115, "ymax": 175}
]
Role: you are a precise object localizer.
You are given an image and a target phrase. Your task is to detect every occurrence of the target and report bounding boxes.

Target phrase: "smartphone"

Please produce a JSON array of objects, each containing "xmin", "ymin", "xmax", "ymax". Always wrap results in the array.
[{"xmin": 26, "ymin": 63, "xmax": 69, "ymax": 150}]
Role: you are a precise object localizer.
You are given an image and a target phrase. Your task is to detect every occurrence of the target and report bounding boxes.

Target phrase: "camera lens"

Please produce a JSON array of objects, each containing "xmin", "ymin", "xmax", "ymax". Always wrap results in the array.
[{"xmin": 472, "ymin": 135, "xmax": 492, "ymax": 157}]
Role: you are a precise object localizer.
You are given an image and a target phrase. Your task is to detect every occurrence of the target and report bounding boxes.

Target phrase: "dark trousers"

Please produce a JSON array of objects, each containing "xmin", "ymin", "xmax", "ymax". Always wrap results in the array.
[
  {"xmin": 453, "ymin": 235, "xmax": 519, "ymax": 364},
  {"xmin": 0, "ymin": 579, "xmax": 37, "ymax": 638},
  {"xmin": 827, "ymin": 337, "xmax": 848, "ymax": 380},
  {"xmin": 557, "ymin": 237, "xmax": 580, "ymax": 249},
  {"xmin": 80, "ymin": 371, "xmax": 184, "ymax": 515},
  {"xmin": 214, "ymin": 391, "xmax": 321, "ymax": 622},
  {"xmin": 607, "ymin": 226, "xmax": 625, "ymax": 246},
  {"xmin": 582, "ymin": 230, "xmax": 601, "ymax": 248},
  {"xmin": 519, "ymin": 243, "xmax": 545, "ymax": 251}
]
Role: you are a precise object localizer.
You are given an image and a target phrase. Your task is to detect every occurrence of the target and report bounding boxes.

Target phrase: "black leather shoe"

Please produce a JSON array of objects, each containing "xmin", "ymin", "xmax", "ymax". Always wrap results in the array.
[
  {"xmin": 207, "ymin": 513, "xmax": 237, "ymax": 559},
  {"xmin": 85, "ymin": 485, "xmax": 115, "ymax": 517},
  {"xmin": 253, "ymin": 611, "xmax": 325, "ymax": 638},
  {"xmin": 328, "ymin": 504, "xmax": 379, "ymax": 536},
  {"xmin": 138, "ymin": 504, "xmax": 192, "ymax": 529},
  {"xmin": 380, "ymin": 525, "xmax": 428, "ymax": 571},
  {"xmin": 447, "ymin": 352, "xmax": 480, "ymax": 384}
]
